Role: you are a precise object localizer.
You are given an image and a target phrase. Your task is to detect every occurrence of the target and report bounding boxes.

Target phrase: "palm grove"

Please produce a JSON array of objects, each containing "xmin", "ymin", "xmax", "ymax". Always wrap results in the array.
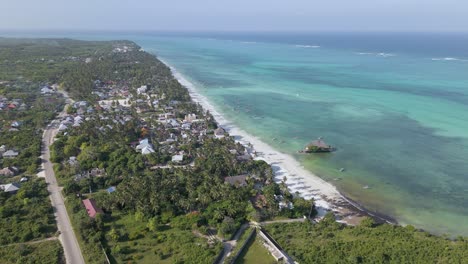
[
  {"xmin": 1, "ymin": 38, "xmax": 467, "ymax": 264},
  {"xmin": 48, "ymin": 39, "xmax": 311, "ymax": 263}
]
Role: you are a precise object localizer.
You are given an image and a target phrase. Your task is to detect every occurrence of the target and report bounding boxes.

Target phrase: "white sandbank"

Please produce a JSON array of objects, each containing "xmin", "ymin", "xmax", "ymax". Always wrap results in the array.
[{"xmin": 162, "ymin": 59, "xmax": 347, "ymax": 217}]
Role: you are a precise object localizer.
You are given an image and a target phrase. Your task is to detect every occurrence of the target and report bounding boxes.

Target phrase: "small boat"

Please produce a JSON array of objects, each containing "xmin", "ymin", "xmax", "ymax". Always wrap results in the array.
[
  {"xmin": 339, "ymin": 168, "xmax": 345, "ymax": 172},
  {"xmin": 363, "ymin": 185, "xmax": 370, "ymax": 189}
]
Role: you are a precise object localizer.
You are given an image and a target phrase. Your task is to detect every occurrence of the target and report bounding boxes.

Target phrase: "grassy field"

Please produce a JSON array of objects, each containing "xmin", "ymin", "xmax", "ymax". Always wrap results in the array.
[
  {"xmin": 0, "ymin": 240, "xmax": 64, "ymax": 264},
  {"xmin": 105, "ymin": 212, "xmax": 222, "ymax": 264},
  {"xmin": 234, "ymin": 234, "xmax": 276, "ymax": 264}
]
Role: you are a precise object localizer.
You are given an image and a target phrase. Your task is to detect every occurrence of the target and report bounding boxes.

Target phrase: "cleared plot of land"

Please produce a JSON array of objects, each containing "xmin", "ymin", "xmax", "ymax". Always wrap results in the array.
[
  {"xmin": 235, "ymin": 234, "xmax": 276, "ymax": 264},
  {"xmin": 104, "ymin": 213, "xmax": 222, "ymax": 264},
  {"xmin": 0, "ymin": 240, "xmax": 64, "ymax": 264}
]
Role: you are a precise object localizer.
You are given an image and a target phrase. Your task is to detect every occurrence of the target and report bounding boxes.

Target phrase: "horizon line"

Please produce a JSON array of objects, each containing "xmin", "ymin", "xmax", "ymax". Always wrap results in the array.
[{"xmin": 1, "ymin": 28, "xmax": 468, "ymax": 34}]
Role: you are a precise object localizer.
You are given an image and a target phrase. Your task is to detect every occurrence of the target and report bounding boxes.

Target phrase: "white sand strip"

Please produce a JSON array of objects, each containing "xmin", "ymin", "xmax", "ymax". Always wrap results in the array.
[{"xmin": 161, "ymin": 59, "xmax": 347, "ymax": 216}]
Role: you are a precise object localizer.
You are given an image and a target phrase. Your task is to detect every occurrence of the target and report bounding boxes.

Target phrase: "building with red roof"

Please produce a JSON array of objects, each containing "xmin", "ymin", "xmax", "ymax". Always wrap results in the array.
[{"xmin": 82, "ymin": 198, "xmax": 103, "ymax": 218}]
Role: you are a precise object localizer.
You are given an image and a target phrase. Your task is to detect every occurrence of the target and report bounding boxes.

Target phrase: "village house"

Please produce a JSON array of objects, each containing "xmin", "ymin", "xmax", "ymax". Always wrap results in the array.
[
  {"xmin": 136, "ymin": 138, "xmax": 152, "ymax": 150},
  {"xmin": 165, "ymin": 133, "xmax": 178, "ymax": 144},
  {"xmin": 2, "ymin": 150, "xmax": 19, "ymax": 158},
  {"xmin": 18, "ymin": 103, "xmax": 27, "ymax": 111},
  {"xmin": 0, "ymin": 167, "xmax": 19, "ymax": 177},
  {"xmin": 141, "ymin": 145, "xmax": 155, "ymax": 155},
  {"xmin": 166, "ymin": 118, "xmax": 180, "ymax": 128},
  {"xmin": 164, "ymin": 112, "xmax": 175, "ymax": 119},
  {"xmin": 41, "ymin": 85, "xmax": 55, "ymax": 94},
  {"xmin": 224, "ymin": 174, "xmax": 249, "ymax": 187},
  {"xmin": 152, "ymin": 99, "xmax": 159, "ymax": 108},
  {"xmin": 237, "ymin": 153, "xmax": 252, "ymax": 162},
  {"xmin": 214, "ymin": 127, "xmax": 226, "ymax": 139},
  {"xmin": 252, "ymin": 193, "xmax": 268, "ymax": 208},
  {"xmin": 82, "ymin": 198, "xmax": 103, "ymax": 218},
  {"xmin": 90, "ymin": 168, "xmax": 106, "ymax": 177},
  {"xmin": 279, "ymin": 201, "xmax": 294, "ymax": 210},
  {"xmin": 158, "ymin": 114, "xmax": 166, "ymax": 122},
  {"xmin": 68, "ymin": 156, "xmax": 78, "ymax": 166},
  {"xmin": 58, "ymin": 123, "xmax": 68, "ymax": 131},
  {"xmin": 7, "ymin": 103, "xmax": 17, "ymax": 110},
  {"xmin": 181, "ymin": 132, "xmax": 189, "ymax": 140},
  {"xmin": 172, "ymin": 154, "xmax": 184, "ymax": 163},
  {"xmin": 0, "ymin": 183, "xmax": 20, "ymax": 193},
  {"xmin": 184, "ymin": 113, "xmax": 197, "ymax": 122},
  {"xmin": 181, "ymin": 122, "xmax": 191, "ymax": 130},
  {"xmin": 229, "ymin": 149, "xmax": 238, "ymax": 155},
  {"xmin": 136, "ymin": 85, "xmax": 147, "ymax": 95},
  {"xmin": 11, "ymin": 120, "xmax": 21, "ymax": 128}
]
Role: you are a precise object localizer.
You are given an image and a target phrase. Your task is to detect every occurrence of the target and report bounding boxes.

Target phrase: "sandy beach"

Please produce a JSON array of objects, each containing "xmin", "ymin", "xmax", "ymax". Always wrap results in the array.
[{"xmin": 160, "ymin": 59, "xmax": 382, "ymax": 224}]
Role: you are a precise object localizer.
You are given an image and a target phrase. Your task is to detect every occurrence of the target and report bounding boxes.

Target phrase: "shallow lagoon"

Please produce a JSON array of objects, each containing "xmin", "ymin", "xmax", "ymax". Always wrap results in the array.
[{"xmin": 137, "ymin": 33, "xmax": 468, "ymax": 236}]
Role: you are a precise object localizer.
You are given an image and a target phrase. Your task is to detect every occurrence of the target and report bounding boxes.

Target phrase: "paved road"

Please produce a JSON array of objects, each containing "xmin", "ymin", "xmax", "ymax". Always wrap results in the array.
[
  {"xmin": 216, "ymin": 223, "xmax": 251, "ymax": 264},
  {"xmin": 41, "ymin": 101, "xmax": 85, "ymax": 264}
]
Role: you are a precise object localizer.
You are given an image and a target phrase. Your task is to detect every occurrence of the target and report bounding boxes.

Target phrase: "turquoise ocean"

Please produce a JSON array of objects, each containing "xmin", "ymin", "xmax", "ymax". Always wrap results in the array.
[{"xmin": 4, "ymin": 31, "xmax": 468, "ymax": 236}]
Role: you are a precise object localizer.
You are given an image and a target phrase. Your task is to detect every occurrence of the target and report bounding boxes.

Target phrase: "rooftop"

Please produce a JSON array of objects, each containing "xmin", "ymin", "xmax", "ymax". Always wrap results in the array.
[{"xmin": 82, "ymin": 198, "xmax": 103, "ymax": 218}]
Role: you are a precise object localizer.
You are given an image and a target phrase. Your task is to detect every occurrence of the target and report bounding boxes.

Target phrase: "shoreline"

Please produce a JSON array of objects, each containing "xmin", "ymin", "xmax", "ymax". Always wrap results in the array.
[{"xmin": 160, "ymin": 58, "xmax": 396, "ymax": 226}]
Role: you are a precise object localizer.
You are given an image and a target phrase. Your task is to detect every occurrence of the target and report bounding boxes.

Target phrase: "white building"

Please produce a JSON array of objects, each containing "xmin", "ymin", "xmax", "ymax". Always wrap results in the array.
[
  {"xmin": 172, "ymin": 154, "xmax": 184, "ymax": 163},
  {"xmin": 137, "ymin": 85, "xmax": 148, "ymax": 95}
]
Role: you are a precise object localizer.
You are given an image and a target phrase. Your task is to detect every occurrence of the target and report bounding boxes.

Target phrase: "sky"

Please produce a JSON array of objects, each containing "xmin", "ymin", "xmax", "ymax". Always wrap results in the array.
[{"xmin": 1, "ymin": 0, "xmax": 467, "ymax": 32}]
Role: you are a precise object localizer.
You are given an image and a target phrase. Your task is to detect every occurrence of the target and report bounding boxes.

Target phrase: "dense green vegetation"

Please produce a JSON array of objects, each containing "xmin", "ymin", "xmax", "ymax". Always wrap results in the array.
[
  {"xmin": 0, "ymin": 178, "xmax": 57, "ymax": 245},
  {"xmin": 53, "ymin": 116, "xmax": 282, "ymax": 263},
  {"xmin": 267, "ymin": 214, "xmax": 468, "ymax": 263},
  {"xmin": 104, "ymin": 212, "xmax": 222, "ymax": 263},
  {"xmin": 5, "ymin": 37, "xmax": 466, "ymax": 264},
  {"xmin": 59, "ymin": 41, "xmax": 190, "ymax": 101},
  {"xmin": 0, "ymin": 38, "xmax": 117, "ymax": 82},
  {"xmin": 0, "ymin": 39, "xmax": 70, "ymax": 264},
  {"xmin": 0, "ymin": 240, "xmax": 64, "ymax": 264},
  {"xmin": 0, "ymin": 38, "xmax": 119, "ymax": 263},
  {"xmin": 0, "ymin": 93, "xmax": 62, "ymax": 177},
  {"xmin": 44, "ymin": 37, "xmax": 314, "ymax": 263}
]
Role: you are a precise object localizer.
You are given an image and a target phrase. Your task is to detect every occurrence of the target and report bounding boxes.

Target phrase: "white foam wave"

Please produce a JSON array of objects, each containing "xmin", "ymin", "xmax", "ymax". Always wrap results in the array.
[
  {"xmin": 431, "ymin": 57, "xmax": 466, "ymax": 62},
  {"xmin": 295, "ymin": 44, "xmax": 320, "ymax": 48},
  {"xmin": 356, "ymin": 52, "xmax": 395, "ymax": 58},
  {"xmin": 377, "ymin": 53, "xmax": 395, "ymax": 57}
]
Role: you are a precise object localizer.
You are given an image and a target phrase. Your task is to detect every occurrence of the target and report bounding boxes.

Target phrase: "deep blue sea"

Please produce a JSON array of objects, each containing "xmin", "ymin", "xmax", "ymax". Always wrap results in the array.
[{"xmin": 3, "ymin": 31, "xmax": 468, "ymax": 236}]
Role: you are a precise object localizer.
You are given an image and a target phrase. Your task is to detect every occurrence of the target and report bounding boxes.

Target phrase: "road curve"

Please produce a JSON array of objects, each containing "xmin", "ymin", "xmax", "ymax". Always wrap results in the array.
[{"xmin": 41, "ymin": 104, "xmax": 85, "ymax": 264}]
